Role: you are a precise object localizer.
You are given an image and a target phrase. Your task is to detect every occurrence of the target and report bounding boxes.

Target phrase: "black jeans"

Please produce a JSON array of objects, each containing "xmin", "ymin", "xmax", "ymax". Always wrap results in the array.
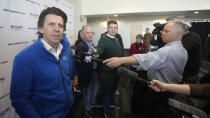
[{"xmin": 100, "ymin": 71, "xmax": 119, "ymax": 114}]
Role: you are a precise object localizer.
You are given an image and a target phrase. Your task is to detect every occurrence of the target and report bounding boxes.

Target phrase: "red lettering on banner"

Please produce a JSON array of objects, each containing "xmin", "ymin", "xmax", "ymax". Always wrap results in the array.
[
  {"xmin": 0, "ymin": 93, "xmax": 10, "ymax": 99},
  {"xmin": 3, "ymin": 9, "xmax": 25, "ymax": 15},
  {"xmin": 11, "ymin": 25, "xmax": 23, "ymax": 30},
  {"xmin": 30, "ymin": 13, "xmax": 39, "ymax": 17},
  {"xmin": 1, "ymin": 61, "xmax": 8, "ymax": 64},
  {"xmin": 25, "ymin": 0, "xmax": 40, "ymax": 5},
  {"xmin": 8, "ymin": 41, "xmax": 29, "ymax": 46},
  {"xmin": 0, "ymin": 107, "xmax": 10, "ymax": 116},
  {"xmin": 0, "ymin": 77, "xmax": 6, "ymax": 82}
]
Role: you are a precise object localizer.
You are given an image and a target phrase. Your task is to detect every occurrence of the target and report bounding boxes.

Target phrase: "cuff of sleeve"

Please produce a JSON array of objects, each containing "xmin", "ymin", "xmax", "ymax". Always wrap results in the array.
[
  {"xmin": 132, "ymin": 55, "xmax": 141, "ymax": 70},
  {"xmin": 190, "ymin": 84, "xmax": 202, "ymax": 97}
]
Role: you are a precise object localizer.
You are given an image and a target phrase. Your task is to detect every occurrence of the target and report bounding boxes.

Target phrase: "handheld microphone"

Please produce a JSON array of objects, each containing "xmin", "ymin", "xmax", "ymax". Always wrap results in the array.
[
  {"xmin": 84, "ymin": 52, "xmax": 104, "ymax": 63},
  {"xmin": 91, "ymin": 57, "xmax": 103, "ymax": 63},
  {"xmin": 168, "ymin": 98, "xmax": 208, "ymax": 118},
  {"xmin": 74, "ymin": 55, "xmax": 103, "ymax": 63},
  {"xmin": 117, "ymin": 67, "xmax": 150, "ymax": 85}
]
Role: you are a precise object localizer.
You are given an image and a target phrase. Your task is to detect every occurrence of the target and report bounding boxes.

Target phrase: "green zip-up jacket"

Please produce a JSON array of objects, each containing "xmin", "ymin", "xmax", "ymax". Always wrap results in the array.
[{"xmin": 96, "ymin": 34, "xmax": 123, "ymax": 72}]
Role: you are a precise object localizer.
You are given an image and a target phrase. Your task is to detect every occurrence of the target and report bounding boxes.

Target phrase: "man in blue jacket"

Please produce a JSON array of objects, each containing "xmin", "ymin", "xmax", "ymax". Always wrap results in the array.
[{"xmin": 10, "ymin": 7, "xmax": 77, "ymax": 118}]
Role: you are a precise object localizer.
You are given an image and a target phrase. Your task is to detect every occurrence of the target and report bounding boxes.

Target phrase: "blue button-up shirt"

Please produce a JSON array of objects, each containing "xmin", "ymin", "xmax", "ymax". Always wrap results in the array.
[
  {"xmin": 84, "ymin": 40, "xmax": 97, "ymax": 69},
  {"xmin": 133, "ymin": 41, "xmax": 188, "ymax": 83}
]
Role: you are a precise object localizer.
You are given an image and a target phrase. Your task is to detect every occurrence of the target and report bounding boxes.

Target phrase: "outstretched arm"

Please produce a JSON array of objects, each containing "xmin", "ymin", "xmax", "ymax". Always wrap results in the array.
[
  {"xmin": 103, "ymin": 56, "xmax": 138, "ymax": 68},
  {"xmin": 149, "ymin": 80, "xmax": 190, "ymax": 95}
]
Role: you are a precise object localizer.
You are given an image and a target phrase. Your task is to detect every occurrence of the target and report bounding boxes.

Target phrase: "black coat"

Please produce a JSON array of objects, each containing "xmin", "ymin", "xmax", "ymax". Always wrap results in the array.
[
  {"xmin": 75, "ymin": 40, "xmax": 93, "ymax": 86},
  {"xmin": 182, "ymin": 32, "xmax": 201, "ymax": 77}
]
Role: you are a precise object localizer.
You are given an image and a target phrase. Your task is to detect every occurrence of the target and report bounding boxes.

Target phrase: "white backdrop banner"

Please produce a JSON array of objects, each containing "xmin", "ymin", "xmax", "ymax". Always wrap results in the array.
[{"xmin": 0, "ymin": 0, "xmax": 74, "ymax": 117}]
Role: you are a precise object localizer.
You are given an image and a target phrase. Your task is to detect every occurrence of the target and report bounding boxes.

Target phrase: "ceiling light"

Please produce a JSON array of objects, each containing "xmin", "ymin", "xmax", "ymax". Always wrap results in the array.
[
  {"xmin": 114, "ymin": 14, "xmax": 118, "ymax": 17},
  {"xmin": 194, "ymin": 11, "xmax": 199, "ymax": 14}
]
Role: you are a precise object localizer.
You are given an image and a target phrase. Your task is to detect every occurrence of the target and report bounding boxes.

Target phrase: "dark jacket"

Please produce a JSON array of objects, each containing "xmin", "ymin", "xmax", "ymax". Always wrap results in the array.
[
  {"xmin": 129, "ymin": 42, "xmax": 146, "ymax": 55},
  {"xmin": 190, "ymin": 83, "xmax": 210, "ymax": 101},
  {"xmin": 75, "ymin": 40, "xmax": 93, "ymax": 86},
  {"xmin": 182, "ymin": 32, "xmax": 201, "ymax": 79}
]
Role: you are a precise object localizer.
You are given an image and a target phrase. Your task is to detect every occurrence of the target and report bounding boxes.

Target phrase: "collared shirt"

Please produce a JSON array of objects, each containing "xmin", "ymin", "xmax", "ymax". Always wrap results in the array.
[
  {"xmin": 106, "ymin": 33, "xmax": 115, "ymax": 39},
  {"xmin": 41, "ymin": 39, "xmax": 63, "ymax": 60},
  {"xmin": 106, "ymin": 33, "xmax": 121, "ymax": 46},
  {"xmin": 84, "ymin": 40, "xmax": 97, "ymax": 69},
  {"xmin": 133, "ymin": 41, "xmax": 188, "ymax": 83},
  {"xmin": 84, "ymin": 40, "xmax": 94, "ymax": 54}
]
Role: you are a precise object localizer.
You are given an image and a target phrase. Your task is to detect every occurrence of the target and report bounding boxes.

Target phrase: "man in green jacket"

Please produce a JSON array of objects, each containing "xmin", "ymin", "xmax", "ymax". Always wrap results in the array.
[{"xmin": 96, "ymin": 20, "xmax": 123, "ymax": 118}]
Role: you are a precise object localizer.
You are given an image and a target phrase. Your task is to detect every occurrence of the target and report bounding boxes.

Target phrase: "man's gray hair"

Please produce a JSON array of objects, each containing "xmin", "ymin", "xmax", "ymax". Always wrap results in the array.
[
  {"xmin": 171, "ymin": 21, "xmax": 186, "ymax": 35},
  {"xmin": 81, "ymin": 25, "xmax": 91, "ymax": 34}
]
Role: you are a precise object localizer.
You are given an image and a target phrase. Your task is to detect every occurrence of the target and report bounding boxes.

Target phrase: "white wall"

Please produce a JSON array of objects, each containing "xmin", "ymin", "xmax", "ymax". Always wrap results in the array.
[
  {"xmin": 88, "ymin": 16, "xmax": 187, "ymax": 49},
  {"xmin": 66, "ymin": 0, "xmax": 87, "ymax": 45},
  {"xmin": 82, "ymin": 0, "xmax": 210, "ymax": 15}
]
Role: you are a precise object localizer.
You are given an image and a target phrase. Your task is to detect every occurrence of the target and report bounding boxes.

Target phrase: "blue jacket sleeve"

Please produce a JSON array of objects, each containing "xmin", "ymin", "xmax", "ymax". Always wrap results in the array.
[{"xmin": 10, "ymin": 55, "xmax": 40, "ymax": 118}]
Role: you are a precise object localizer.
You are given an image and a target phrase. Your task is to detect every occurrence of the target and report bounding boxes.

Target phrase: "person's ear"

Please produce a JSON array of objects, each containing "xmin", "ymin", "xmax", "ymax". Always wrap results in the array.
[
  {"xmin": 176, "ymin": 31, "xmax": 182, "ymax": 39},
  {"xmin": 39, "ymin": 27, "xmax": 44, "ymax": 34}
]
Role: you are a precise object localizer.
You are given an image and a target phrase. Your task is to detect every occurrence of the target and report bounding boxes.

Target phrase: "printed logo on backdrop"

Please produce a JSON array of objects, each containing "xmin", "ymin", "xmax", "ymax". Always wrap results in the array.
[
  {"xmin": 10, "ymin": 25, "xmax": 24, "ymax": 30},
  {"xmin": 28, "ymin": 27, "xmax": 38, "ymax": 30},
  {"xmin": 25, "ymin": 0, "xmax": 40, "ymax": 6},
  {"xmin": 0, "ymin": 61, "xmax": 8, "ymax": 64},
  {"xmin": 30, "ymin": 12, "xmax": 39, "ymax": 18},
  {"xmin": 0, "ymin": 93, "xmax": 10, "ymax": 116},
  {"xmin": 0, "ymin": 77, "xmax": 6, "ymax": 82},
  {"xmin": 8, "ymin": 41, "xmax": 29, "ymax": 46},
  {"xmin": 0, "ymin": 93, "xmax": 9, "ymax": 99},
  {"xmin": 3, "ymin": 9, "xmax": 25, "ymax": 15},
  {"xmin": 0, "ymin": 107, "xmax": 10, "ymax": 116}
]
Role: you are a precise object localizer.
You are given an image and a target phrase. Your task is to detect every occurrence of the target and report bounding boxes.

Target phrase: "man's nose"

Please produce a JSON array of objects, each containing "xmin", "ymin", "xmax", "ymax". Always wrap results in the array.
[{"xmin": 54, "ymin": 24, "xmax": 60, "ymax": 31}]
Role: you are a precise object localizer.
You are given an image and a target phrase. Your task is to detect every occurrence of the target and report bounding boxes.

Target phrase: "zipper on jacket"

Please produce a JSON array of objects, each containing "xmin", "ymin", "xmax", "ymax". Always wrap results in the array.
[
  {"xmin": 57, "ymin": 60, "xmax": 70, "ymax": 101},
  {"xmin": 40, "ymin": 99, "xmax": 44, "ymax": 118}
]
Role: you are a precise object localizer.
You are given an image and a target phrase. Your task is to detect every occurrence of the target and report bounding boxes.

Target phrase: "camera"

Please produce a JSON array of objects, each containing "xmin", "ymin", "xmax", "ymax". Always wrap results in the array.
[{"xmin": 151, "ymin": 22, "xmax": 166, "ymax": 49}]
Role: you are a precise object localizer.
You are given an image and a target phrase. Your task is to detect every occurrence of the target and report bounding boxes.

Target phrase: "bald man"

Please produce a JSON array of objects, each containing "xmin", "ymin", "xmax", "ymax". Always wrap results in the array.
[{"xmin": 104, "ymin": 21, "xmax": 188, "ymax": 118}]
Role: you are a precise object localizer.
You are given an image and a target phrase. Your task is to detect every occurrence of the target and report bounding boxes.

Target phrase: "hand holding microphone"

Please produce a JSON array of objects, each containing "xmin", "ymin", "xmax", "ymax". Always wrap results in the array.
[
  {"xmin": 103, "ymin": 57, "xmax": 123, "ymax": 68},
  {"xmin": 74, "ymin": 52, "xmax": 103, "ymax": 63}
]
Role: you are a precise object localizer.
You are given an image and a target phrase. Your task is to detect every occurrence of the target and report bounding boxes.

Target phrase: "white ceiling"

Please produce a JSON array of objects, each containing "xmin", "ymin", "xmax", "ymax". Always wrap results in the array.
[{"xmin": 86, "ymin": 9, "xmax": 210, "ymax": 21}]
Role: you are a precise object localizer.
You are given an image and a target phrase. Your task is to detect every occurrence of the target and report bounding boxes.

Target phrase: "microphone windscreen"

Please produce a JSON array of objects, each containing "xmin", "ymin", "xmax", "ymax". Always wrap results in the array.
[
  {"xmin": 117, "ymin": 67, "xmax": 138, "ymax": 79},
  {"xmin": 117, "ymin": 67, "xmax": 150, "ymax": 85}
]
